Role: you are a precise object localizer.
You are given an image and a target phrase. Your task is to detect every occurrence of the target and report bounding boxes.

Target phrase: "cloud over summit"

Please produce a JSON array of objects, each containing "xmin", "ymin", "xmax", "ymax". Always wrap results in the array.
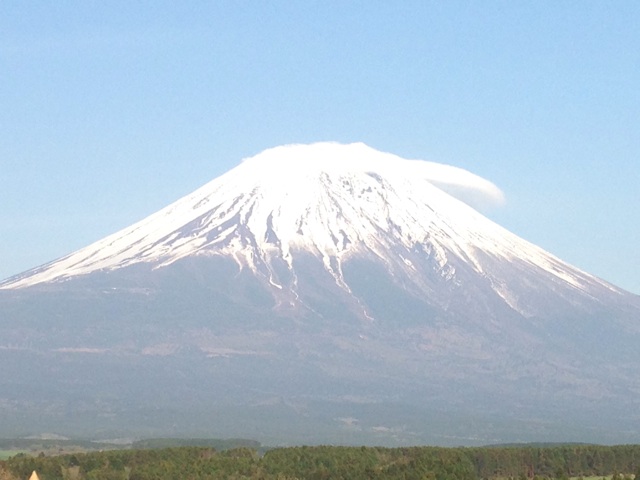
[{"xmin": 241, "ymin": 142, "xmax": 505, "ymax": 211}]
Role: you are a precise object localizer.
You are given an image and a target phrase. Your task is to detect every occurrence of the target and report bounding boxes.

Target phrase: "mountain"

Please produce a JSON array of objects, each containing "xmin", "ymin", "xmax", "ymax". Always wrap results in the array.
[{"xmin": 1, "ymin": 142, "xmax": 639, "ymax": 446}]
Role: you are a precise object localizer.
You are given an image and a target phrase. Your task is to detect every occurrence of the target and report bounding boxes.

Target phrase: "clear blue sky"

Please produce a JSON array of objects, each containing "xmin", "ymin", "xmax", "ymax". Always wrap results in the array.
[{"xmin": 1, "ymin": 1, "xmax": 638, "ymax": 293}]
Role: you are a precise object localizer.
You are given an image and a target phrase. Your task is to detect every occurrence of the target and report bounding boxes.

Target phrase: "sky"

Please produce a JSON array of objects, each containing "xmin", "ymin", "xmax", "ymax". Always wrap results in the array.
[{"xmin": 1, "ymin": 1, "xmax": 638, "ymax": 294}]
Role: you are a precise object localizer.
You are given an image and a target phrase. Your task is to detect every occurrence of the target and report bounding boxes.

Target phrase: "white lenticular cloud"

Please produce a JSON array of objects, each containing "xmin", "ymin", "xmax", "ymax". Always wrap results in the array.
[
  {"xmin": 415, "ymin": 160, "xmax": 506, "ymax": 210},
  {"xmin": 242, "ymin": 142, "xmax": 506, "ymax": 211}
]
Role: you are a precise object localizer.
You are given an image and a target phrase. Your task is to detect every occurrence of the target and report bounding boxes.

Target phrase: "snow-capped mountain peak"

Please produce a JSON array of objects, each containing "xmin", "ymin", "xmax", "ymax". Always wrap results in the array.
[
  {"xmin": 0, "ymin": 142, "xmax": 620, "ymax": 308},
  {"xmin": 3, "ymin": 143, "xmax": 640, "ymax": 445}
]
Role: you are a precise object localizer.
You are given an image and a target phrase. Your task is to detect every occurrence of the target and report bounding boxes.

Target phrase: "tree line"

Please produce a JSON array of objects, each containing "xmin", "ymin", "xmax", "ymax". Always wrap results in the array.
[{"xmin": 2, "ymin": 443, "xmax": 640, "ymax": 480}]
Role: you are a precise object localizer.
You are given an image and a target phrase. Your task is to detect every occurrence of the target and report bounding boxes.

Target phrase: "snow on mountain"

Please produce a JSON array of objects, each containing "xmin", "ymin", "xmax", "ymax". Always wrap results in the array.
[
  {"xmin": 0, "ymin": 142, "xmax": 621, "ymax": 306},
  {"xmin": 1, "ymin": 142, "xmax": 639, "ymax": 445}
]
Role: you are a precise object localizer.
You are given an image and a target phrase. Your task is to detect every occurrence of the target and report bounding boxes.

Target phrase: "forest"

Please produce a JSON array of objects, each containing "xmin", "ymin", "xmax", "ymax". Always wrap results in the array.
[{"xmin": 2, "ymin": 443, "xmax": 640, "ymax": 479}]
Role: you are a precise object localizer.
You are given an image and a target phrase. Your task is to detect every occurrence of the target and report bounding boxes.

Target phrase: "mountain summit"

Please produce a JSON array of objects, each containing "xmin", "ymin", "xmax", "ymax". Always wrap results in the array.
[
  {"xmin": 1, "ymin": 142, "xmax": 639, "ymax": 445},
  {"xmin": 0, "ymin": 143, "xmax": 624, "ymax": 307},
  {"xmin": 3, "ymin": 142, "xmax": 507, "ymax": 288}
]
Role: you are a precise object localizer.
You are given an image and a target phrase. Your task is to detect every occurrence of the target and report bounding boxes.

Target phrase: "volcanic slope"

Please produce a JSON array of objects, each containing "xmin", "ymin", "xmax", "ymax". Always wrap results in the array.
[
  {"xmin": 0, "ymin": 143, "xmax": 625, "ymax": 302},
  {"xmin": 0, "ymin": 142, "xmax": 639, "ymax": 445}
]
